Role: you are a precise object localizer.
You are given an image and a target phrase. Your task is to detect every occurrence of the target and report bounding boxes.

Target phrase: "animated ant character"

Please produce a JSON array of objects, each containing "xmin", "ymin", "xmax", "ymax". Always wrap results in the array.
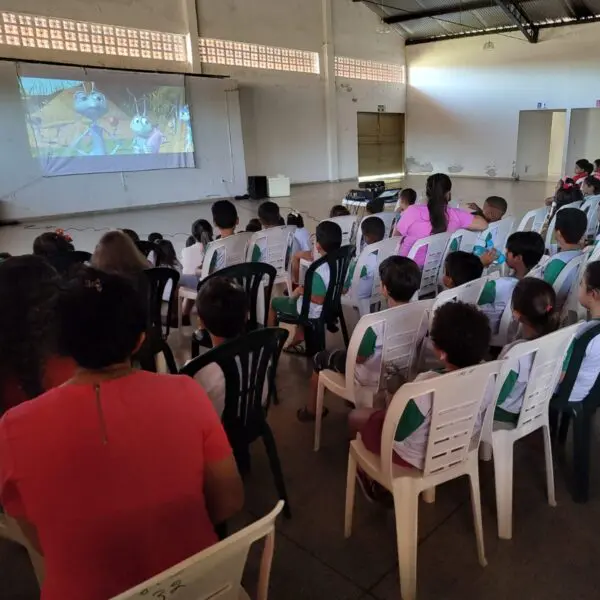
[
  {"xmin": 128, "ymin": 92, "xmax": 165, "ymax": 154},
  {"xmin": 179, "ymin": 105, "xmax": 193, "ymax": 152},
  {"xmin": 70, "ymin": 82, "xmax": 120, "ymax": 156}
]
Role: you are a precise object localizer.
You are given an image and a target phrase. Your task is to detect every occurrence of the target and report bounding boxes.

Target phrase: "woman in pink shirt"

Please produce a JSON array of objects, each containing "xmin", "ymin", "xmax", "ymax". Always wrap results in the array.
[{"xmin": 395, "ymin": 174, "xmax": 488, "ymax": 266}]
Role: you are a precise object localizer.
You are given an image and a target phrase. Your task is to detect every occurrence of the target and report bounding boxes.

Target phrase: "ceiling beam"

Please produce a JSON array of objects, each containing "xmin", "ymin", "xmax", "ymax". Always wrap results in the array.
[
  {"xmin": 493, "ymin": 0, "xmax": 539, "ymax": 42},
  {"xmin": 562, "ymin": 0, "xmax": 594, "ymax": 18},
  {"xmin": 383, "ymin": 0, "xmax": 493, "ymax": 23}
]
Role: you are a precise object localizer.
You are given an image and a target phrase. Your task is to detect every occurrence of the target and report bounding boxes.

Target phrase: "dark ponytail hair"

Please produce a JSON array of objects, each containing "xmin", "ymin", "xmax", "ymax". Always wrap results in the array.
[
  {"xmin": 426, "ymin": 173, "xmax": 451, "ymax": 234},
  {"xmin": 512, "ymin": 278, "xmax": 560, "ymax": 337}
]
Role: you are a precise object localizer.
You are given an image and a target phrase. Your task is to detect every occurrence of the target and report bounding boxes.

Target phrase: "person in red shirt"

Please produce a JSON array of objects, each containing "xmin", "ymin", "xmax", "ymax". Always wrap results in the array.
[
  {"xmin": 0, "ymin": 255, "xmax": 76, "ymax": 416},
  {"xmin": 573, "ymin": 159, "xmax": 594, "ymax": 185},
  {"xmin": 0, "ymin": 268, "xmax": 243, "ymax": 600}
]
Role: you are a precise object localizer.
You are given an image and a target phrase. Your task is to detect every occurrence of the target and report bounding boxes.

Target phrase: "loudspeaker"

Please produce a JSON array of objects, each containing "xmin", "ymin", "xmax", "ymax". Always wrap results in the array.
[{"xmin": 248, "ymin": 176, "xmax": 268, "ymax": 200}]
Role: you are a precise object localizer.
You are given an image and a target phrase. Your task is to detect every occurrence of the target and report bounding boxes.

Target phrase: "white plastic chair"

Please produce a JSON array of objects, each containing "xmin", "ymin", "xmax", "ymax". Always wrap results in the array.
[
  {"xmin": 517, "ymin": 207, "xmax": 550, "ymax": 233},
  {"xmin": 431, "ymin": 275, "xmax": 498, "ymax": 324},
  {"xmin": 110, "ymin": 501, "xmax": 284, "ymax": 600},
  {"xmin": 489, "ymin": 299, "xmax": 518, "ymax": 348},
  {"xmin": 342, "ymin": 237, "xmax": 398, "ymax": 317},
  {"xmin": 246, "ymin": 226, "xmax": 295, "ymax": 288},
  {"xmin": 481, "ymin": 325, "xmax": 579, "ymax": 540},
  {"xmin": 314, "ymin": 300, "xmax": 433, "ymax": 451},
  {"xmin": 407, "ymin": 233, "xmax": 450, "ymax": 297},
  {"xmin": 484, "ymin": 217, "xmax": 516, "ymax": 253},
  {"xmin": 436, "ymin": 229, "xmax": 478, "ymax": 286},
  {"xmin": 355, "ymin": 212, "xmax": 399, "ymax": 252},
  {"xmin": 544, "ymin": 202, "xmax": 584, "ymax": 251},
  {"xmin": 552, "ymin": 254, "xmax": 585, "ymax": 311},
  {"xmin": 323, "ymin": 215, "xmax": 358, "ymax": 246},
  {"xmin": 345, "ymin": 361, "xmax": 501, "ymax": 600},
  {"xmin": 0, "ymin": 514, "xmax": 44, "ymax": 586},
  {"xmin": 580, "ymin": 195, "xmax": 600, "ymax": 238}
]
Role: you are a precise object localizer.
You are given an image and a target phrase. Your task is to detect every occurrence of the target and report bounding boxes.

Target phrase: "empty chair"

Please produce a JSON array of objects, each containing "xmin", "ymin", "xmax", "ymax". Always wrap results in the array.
[
  {"xmin": 322, "ymin": 215, "xmax": 358, "ymax": 246},
  {"xmin": 143, "ymin": 267, "xmax": 180, "ymax": 339},
  {"xmin": 344, "ymin": 361, "xmax": 501, "ymax": 600},
  {"xmin": 355, "ymin": 212, "xmax": 399, "ymax": 251},
  {"xmin": 342, "ymin": 237, "xmax": 398, "ymax": 316},
  {"xmin": 517, "ymin": 207, "xmax": 550, "ymax": 234},
  {"xmin": 314, "ymin": 300, "xmax": 433, "ymax": 451},
  {"xmin": 481, "ymin": 325, "xmax": 578, "ymax": 539},
  {"xmin": 406, "ymin": 232, "xmax": 450, "ymax": 297},
  {"xmin": 247, "ymin": 226, "xmax": 295, "ymax": 288},
  {"xmin": 110, "ymin": 501, "xmax": 284, "ymax": 600}
]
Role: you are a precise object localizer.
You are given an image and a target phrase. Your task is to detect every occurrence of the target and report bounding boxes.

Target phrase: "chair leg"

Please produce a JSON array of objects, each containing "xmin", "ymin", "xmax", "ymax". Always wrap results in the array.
[
  {"xmin": 542, "ymin": 423, "xmax": 557, "ymax": 507},
  {"xmin": 468, "ymin": 457, "xmax": 487, "ymax": 567},
  {"xmin": 558, "ymin": 413, "xmax": 571, "ymax": 445},
  {"xmin": 340, "ymin": 310, "xmax": 350, "ymax": 348},
  {"xmin": 479, "ymin": 441, "xmax": 493, "ymax": 462},
  {"xmin": 344, "ymin": 451, "xmax": 358, "ymax": 538},
  {"xmin": 393, "ymin": 481, "xmax": 419, "ymax": 600},
  {"xmin": 261, "ymin": 425, "xmax": 292, "ymax": 518},
  {"xmin": 314, "ymin": 379, "xmax": 326, "ymax": 452},
  {"xmin": 492, "ymin": 434, "xmax": 514, "ymax": 540},
  {"xmin": 572, "ymin": 412, "xmax": 592, "ymax": 503},
  {"xmin": 422, "ymin": 487, "xmax": 436, "ymax": 504}
]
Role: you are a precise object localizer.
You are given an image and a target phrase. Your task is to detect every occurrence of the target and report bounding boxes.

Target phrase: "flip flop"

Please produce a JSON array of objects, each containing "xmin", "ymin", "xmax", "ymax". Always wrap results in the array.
[
  {"xmin": 284, "ymin": 342, "xmax": 306, "ymax": 356},
  {"xmin": 297, "ymin": 406, "xmax": 329, "ymax": 422}
]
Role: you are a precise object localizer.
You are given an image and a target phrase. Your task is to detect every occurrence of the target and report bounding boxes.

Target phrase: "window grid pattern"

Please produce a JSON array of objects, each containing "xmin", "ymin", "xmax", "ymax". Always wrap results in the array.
[
  {"xmin": 199, "ymin": 38, "xmax": 320, "ymax": 74},
  {"xmin": 335, "ymin": 56, "xmax": 404, "ymax": 84},
  {"xmin": 0, "ymin": 11, "xmax": 187, "ymax": 62}
]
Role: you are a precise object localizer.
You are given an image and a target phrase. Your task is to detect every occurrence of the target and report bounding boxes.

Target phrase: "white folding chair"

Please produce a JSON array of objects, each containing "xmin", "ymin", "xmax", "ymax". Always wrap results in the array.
[
  {"xmin": 323, "ymin": 215, "xmax": 358, "ymax": 246},
  {"xmin": 581, "ymin": 195, "xmax": 600, "ymax": 238},
  {"xmin": 315, "ymin": 300, "xmax": 433, "ymax": 451},
  {"xmin": 407, "ymin": 233, "xmax": 450, "ymax": 297},
  {"xmin": 481, "ymin": 325, "xmax": 579, "ymax": 540},
  {"xmin": 246, "ymin": 226, "xmax": 295, "ymax": 288},
  {"xmin": 517, "ymin": 207, "xmax": 550, "ymax": 233},
  {"xmin": 0, "ymin": 514, "xmax": 44, "ymax": 586},
  {"xmin": 355, "ymin": 212, "xmax": 399, "ymax": 252},
  {"xmin": 345, "ymin": 361, "xmax": 501, "ymax": 600},
  {"xmin": 110, "ymin": 501, "xmax": 284, "ymax": 600},
  {"xmin": 342, "ymin": 237, "xmax": 398, "ymax": 317},
  {"xmin": 544, "ymin": 202, "xmax": 584, "ymax": 251}
]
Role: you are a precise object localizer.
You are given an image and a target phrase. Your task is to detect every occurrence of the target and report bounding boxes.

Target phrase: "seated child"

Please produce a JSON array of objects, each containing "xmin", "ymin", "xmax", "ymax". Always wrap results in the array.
[
  {"xmin": 344, "ymin": 217, "xmax": 386, "ymax": 299},
  {"xmin": 209, "ymin": 199, "xmax": 239, "ymax": 272},
  {"xmin": 148, "ymin": 232, "xmax": 163, "ymax": 243},
  {"xmin": 330, "ymin": 204, "xmax": 351, "ymax": 218},
  {"xmin": 250, "ymin": 201, "xmax": 282, "ymax": 262},
  {"xmin": 269, "ymin": 221, "xmax": 342, "ymax": 349},
  {"xmin": 180, "ymin": 219, "xmax": 213, "ymax": 286},
  {"xmin": 194, "ymin": 277, "xmax": 248, "ymax": 415},
  {"xmin": 552, "ymin": 261, "xmax": 600, "ymax": 410},
  {"xmin": 443, "ymin": 250, "xmax": 484, "ymax": 289},
  {"xmin": 354, "ymin": 301, "xmax": 491, "ymax": 475},
  {"xmin": 467, "ymin": 195, "xmax": 508, "ymax": 223},
  {"xmin": 287, "ymin": 211, "xmax": 312, "ymax": 253},
  {"xmin": 573, "ymin": 159, "xmax": 594, "ymax": 186},
  {"xmin": 298, "ymin": 256, "xmax": 421, "ymax": 421},
  {"xmin": 478, "ymin": 231, "xmax": 545, "ymax": 333},
  {"xmin": 366, "ymin": 197, "xmax": 384, "ymax": 215},
  {"xmin": 246, "ymin": 218, "xmax": 262, "ymax": 233},
  {"xmin": 395, "ymin": 188, "xmax": 417, "ymax": 214},
  {"xmin": 495, "ymin": 278, "xmax": 559, "ymax": 423}
]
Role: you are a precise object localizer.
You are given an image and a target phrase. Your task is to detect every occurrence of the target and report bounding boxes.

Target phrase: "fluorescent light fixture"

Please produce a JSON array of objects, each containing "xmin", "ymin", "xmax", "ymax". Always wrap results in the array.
[{"xmin": 359, "ymin": 172, "xmax": 405, "ymax": 182}]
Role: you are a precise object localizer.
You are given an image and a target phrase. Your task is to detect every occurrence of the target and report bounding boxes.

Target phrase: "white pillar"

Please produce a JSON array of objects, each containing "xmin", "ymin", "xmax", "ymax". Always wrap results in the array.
[
  {"xmin": 183, "ymin": 0, "xmax": 201, "ymax": 73},
  {"xmin": 322, "ymin": 0, "xmax": 339, "ymax": 182}
]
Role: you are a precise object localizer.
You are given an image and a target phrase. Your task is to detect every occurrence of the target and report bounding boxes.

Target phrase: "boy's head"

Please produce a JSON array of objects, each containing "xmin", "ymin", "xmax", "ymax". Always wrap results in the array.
[
  {"xmin": 287, "ymin": 212, "xmax": 304, "ymax": 228},
  {"xmin": 329, "ymin": 205, "xmax": 350, "ymax": 218},
  {"xmin": 366, "ymin": 197, "xmax": 384, "ymax": 215},
  {"xmin": 555, "ymin": 207, "xmax": 587, "ymax": 247},
  {"xmin": 482, "ymin": 196, "xmax": 507, "ymax": 223},
  {"xmin": 196, "ymin": 276, "xmax": 248, "ymax": 340},
  {"xmin": 379, "ymin": 256, "xmax": 421, "ymax": 304},
  {"xmin": 258, "ymin": 201, "xmax": 281, "ymax": 228},
  {"xmin": 581, "ymin": 176, "xmax": 600, "ymax": 197},
  {"xmin": 430, "ymin": 302, "xmax": 491, "ymax": 369},
  {"xmin": 361, "ymin": 216, "xmax": 386, "ymax": 245},
  {"xmin": 576, "ymin": 159, "xmax": 593, "ymax": 175},
  {"xmin": 505, "ymin": 231, "xmax": 545, "ymax": 272},
  {"xmin": 580, "ymin": 260, "xmax": 600, "ymax": 310},
  {"xmin": 212, "ymin": 199, "xmax": 238, "ymax": 232},
  {"xmin": 148, "ymin": 232, "xmax": 163, "ymax": 243},
  {"xmin": 246, "ymin": 218, "xmax": 262, "ymax": 233},
  {"xmin": 398, "ymin": 188, "xmax": 417, "ymax": 212},
  {"xmin": 443, "ymin": 251, "xmax": 484, "ymax": 288},
  {"xmin": 315, "ymin": 221, "xmax": 342, "ymax": 255}
]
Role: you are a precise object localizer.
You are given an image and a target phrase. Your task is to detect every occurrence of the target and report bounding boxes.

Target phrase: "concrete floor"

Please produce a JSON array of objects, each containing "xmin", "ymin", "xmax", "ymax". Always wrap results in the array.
[{"xmin": 4, "ymin": 175, "xmax": 599, "ymax": 600}]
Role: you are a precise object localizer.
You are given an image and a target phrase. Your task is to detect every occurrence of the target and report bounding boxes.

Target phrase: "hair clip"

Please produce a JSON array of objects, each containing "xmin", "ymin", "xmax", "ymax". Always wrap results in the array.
[
  {"xmin": 562, "ymin": 182, "xmax": 573, "ymax": 190},
  {"xmin": 55, "ymin": 228, "xmax": 73, "ymax": 243},
  {"xmin": 84, "ymin": 278, "xmax": 103, "ymax": 293},
  {"xmin": 546, "ymin": 304, "xmax": 553, "ymax": 313}
]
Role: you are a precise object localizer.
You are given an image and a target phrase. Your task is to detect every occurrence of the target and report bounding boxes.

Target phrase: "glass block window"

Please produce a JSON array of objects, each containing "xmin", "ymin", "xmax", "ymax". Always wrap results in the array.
[
  {"xmin": 0, "ymin": 11, "xmax": 187, "ymax": 62},
  {"xmin": 335, "ymin": 56, "xmax": 404, "ymax": 84},
  {"xmin": 199, "ymin": 38, "xmax": 320, "ymax": 74}
]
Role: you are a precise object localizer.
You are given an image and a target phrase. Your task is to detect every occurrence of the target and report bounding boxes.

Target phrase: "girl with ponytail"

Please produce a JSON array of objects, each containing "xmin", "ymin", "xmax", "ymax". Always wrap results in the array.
[{"xmin": 395, "ymin": 173, "xmax": 488, "ymax": 266}]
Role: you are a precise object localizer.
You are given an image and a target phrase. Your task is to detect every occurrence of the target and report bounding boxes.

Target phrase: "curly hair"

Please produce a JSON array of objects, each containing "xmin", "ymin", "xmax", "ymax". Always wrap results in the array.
[{"xmin": 0, "ymin": 256, "xmax": 61, "ymax": 409}]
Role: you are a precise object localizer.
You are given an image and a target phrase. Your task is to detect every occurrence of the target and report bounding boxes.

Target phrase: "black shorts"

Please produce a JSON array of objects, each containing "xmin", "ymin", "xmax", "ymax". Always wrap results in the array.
[{"xmin": 313, "ymin": 349, "xmax": 347, "ymax": 374}]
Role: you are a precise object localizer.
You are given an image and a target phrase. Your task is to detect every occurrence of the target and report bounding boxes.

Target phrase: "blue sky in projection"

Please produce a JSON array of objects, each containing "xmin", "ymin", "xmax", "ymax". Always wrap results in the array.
[{"xmin": 20, "ymin": 78, "xmax": 81, "ymax": 97}]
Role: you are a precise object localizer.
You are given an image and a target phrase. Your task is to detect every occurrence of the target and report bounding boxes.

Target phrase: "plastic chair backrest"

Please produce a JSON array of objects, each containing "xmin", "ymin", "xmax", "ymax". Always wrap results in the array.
[
  {"xmin": 344, "ymin": 237, "xmax": 398, "ymax": 314},
  {"xmin": 431, "ymin": 275, "xmax": 495, "ymax": 326},
  {"xmin": 355, "ymin": 213, "xmax": 399, "ymax": 252},
  {"xmin": 545, "ymin": 202, "xmax": 584, "ymax": 249},
  {"xmin": 247, "ymin": 227, "xmax": 295, "ymax": 282},
  {"xmin": 490, "ymin": 298, "xmax": 518, "ymax": 348},
  {"xmin": 110, "ymin": 501, "xmax": 284, "ymax": 600},
  {"xmin": 381, "ymin": 361, "xmax": 501, "ymax": 480},
  {"xmin": 196, "ymin": 262, "xmax": 277, "ymax": 330},
  {"xmin": 47, "ymin": 250, "xmax": 92, "ymax": 277},
  {"xmin": 143, "ymin": 267, "xmax": 180, "ymax": 338},
  {"xmin": 485, "ymin": 217, "xmax": 516, "ymax": 251},
  {"xmin": 437, "ymin": 229, "xmax": 478, "ymax": 286},
  {"xmin": 300, "ymin": 245, "xmax": 355, "ymax": 322},
  {"xmin": 517, "ymin": 207, "xmax": 550, "ymax": 233},
  {"xmin": 581, "ymin": 195, "xmax": 600, "ymax": 238},
  {"xmin": 180, "ymin": 328, "xmax": 288, "ymax": 432},
  {"xmin": 553, "ymin": 254, "xmax": 585, "ymax": 310},
  {"xmin": 407, "ymin": 233, "xmax": 450, "ymax": 297},
  {"xmin": 323, "ymin": 215, "xmax": 358, "ymax": 246},
  {"xmin": 201, "ymin": 232, "xmax": 252, "ymax": 279}
]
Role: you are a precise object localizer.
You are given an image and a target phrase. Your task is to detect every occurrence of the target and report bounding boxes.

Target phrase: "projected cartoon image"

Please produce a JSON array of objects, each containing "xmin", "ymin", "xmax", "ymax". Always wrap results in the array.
[{"xmin": 20, "ymin": 77, "xmax": 194, "ymax": 160}]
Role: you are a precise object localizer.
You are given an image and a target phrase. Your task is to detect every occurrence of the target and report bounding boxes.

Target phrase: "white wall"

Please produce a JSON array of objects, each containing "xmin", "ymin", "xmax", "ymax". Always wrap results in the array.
[
  {"xmin": 565, "ymin": 109, "xmax": 600, "ymax": 173},
  {"xmin": 515, "ymin": 110, "xmax": 553, "ymax": 180},
  {"xmin": 548, "ymin": 111, "xmax": 566, "ymax": 179},
  {"xmin": 406, "ymin": 23, "xmax": 600, "ymax": 179}
]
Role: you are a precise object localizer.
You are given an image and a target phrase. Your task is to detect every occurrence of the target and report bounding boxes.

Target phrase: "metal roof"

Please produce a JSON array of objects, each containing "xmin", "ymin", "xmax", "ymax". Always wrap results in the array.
[{"xmin": 355, "ymin": 0, "xmax": 600, "ymax": 44}]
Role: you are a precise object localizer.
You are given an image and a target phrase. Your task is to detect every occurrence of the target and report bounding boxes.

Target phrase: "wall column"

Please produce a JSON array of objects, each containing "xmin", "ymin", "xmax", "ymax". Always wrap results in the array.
[{"xmin": 322, "ymin": 0, "xmax": 339, "ymax": 182}]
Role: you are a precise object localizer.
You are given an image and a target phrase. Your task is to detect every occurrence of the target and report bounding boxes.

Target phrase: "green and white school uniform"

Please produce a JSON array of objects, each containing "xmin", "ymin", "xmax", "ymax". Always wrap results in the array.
[
  {"xmin": 354, "ymin": 322, "xmax": 384, "ymax": 387},
  {"xmin": 302, "ymin": 262, "xmax": 330, "ymax": 318},
  {"xmin": 477, "ymin": 277, "xmax": 519, "ymax": 334},
  {"xmin": 250, "ymin": 238, "xmax": 267, "ymax": 263},
  {"xmin": 344, "ymin": 251, "xmax": 378, "ymax": 300},
  {"xmin": 534, "ymin": 249, "xmax": 582, "ymax": 287}
]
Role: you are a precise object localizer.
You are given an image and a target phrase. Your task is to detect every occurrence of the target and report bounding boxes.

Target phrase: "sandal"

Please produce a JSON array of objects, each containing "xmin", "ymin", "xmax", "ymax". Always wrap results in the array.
[
  {"xmin": 284, "ymin": 342, "xmax": 306, "ymax": 356},
  {"xmin": 297, "ymin": 406, "xmax": 329, "ymax": 422}
]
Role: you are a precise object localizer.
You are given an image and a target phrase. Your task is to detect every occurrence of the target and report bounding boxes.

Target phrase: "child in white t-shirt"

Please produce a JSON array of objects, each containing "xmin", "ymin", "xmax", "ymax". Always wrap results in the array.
[
  {"xmin": 298, "ymin": 256, "xmax": 421, "ymax": 422},
  {"xmin": 344, "ymin": 216, "xmax": 386, "ymax": 300},
  {"xmin": 287, "ymin": 211, "xmax": 312, "ymax": 254},
  {"xmin": 249, "ymin": 201, "xmax": 282, "ymax": 263}
]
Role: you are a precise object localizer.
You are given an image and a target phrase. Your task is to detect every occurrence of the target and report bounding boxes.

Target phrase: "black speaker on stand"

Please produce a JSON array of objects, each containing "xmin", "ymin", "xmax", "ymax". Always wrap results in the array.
[{"xmin": 248, "ymin": 176, "xmax": 268, "ymax": 200}]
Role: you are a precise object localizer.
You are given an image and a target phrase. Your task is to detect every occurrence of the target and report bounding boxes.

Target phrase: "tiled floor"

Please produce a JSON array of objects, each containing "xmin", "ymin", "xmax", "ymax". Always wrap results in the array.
[{"xmin": 4, "ymin": 176, "xmax": 598, "ymax": 600}]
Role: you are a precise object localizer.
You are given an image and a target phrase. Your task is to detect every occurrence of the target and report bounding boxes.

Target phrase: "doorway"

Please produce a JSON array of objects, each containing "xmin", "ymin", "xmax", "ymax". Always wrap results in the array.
[
  {"xmin": 515, "ymin": 109, "xmax": 567, "ymax": 181},
  {"xmin": 357, "ymin": 112, "xmax": 405, "ymax": 180}
]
